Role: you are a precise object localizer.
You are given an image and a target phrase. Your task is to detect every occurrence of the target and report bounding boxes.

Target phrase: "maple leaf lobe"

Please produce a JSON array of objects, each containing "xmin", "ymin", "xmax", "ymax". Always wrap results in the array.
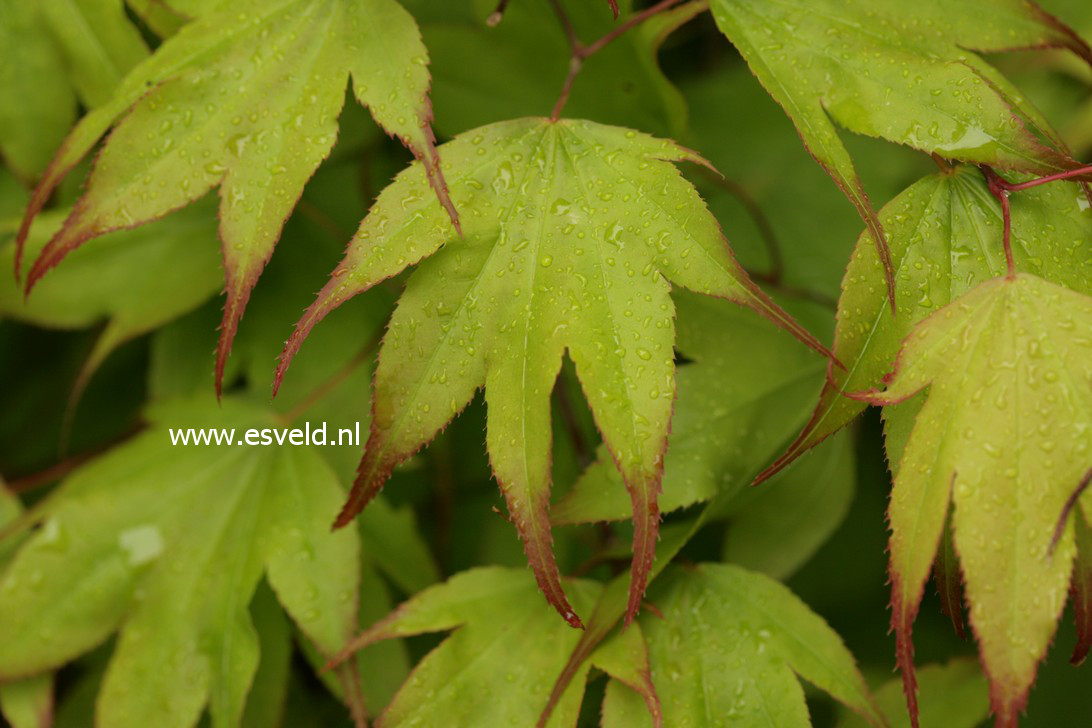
[
  {"xmin": 863, "ymin": 274, "xmax": 1092, "ymax": 727},
  {"xmin": 15, "ymin": 0, "xmax": 451, "ymax": 396},
  {"xmin": 278, "ymin": 117, "xmax": 832, "ymax": 628}
]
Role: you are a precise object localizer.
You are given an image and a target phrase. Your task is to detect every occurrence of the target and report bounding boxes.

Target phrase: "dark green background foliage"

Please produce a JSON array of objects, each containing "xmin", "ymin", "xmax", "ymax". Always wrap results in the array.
[{"xmin": 1, "ymin": 0, "xmax": 1091, "ymax": 727}]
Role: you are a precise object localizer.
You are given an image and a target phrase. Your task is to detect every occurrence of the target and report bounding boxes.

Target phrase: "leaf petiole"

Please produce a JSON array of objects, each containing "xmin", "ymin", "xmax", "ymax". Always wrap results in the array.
[
  {"xmin": 548, "ymin": 0, "xmax": 692, "ymax": 120},
  {"xmin": 983, "ymin": 162, "xmax": 1092, "ymax": 279}
]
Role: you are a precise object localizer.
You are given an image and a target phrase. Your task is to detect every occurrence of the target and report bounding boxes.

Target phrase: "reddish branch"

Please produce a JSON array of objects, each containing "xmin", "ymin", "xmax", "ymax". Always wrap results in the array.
[
  {"xmin": 281, "ymin": 330, "xmax": 383, "ymax": 423},
  {"xmin": 549, "ymin": 0, "xmax": 687, "ymax": 120},
  {"xmin": 692, "ymin": 168, "xmax": 837, "ymax": 309},
  {"xmin": 993, "ymin": 164, "xmax": 1092, "ymax": 192},
  {"xmin": 982, "ymin": 168, "xmax": 1016, "ymax": 279},
  {"xmin": 4, "ymin": 423, "xmax": 143, "ymax": 494},
  {"xmin": 982, "ymin": 164, "xmax": 1092, "ymax": 280},
  {"xmin": 1051, "ymin": 468, "xmax": 1092, "ymax": 554},
  {"xmin": 487, "ymin": 0, "xmax": 512, "ymax": 27},
  {"xmin": 696, "ymin": 170, "xmax": 785, "ymax": 283}
]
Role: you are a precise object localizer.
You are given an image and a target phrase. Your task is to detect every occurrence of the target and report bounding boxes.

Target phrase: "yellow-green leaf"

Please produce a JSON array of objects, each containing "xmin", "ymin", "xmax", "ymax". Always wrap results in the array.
[
  {"xmin": 15, "ymin": 0, "xmax": 453, "ymax": 393},
  {"xmin": 332, "ymin": 567, "xmax": 603, "ymax": 728},
  {"xmin": 857, "ymin": 274, "xmax": 1092, "ymax": 726},
  {"xmin": 552, "ymin": 291, "xmax": 829, "ymax": 526},
  {"xmin": 762, "ymin": 165, "xmax": 1092, "ymax": 482},
  {"xmin": 709, "ymin": 0, "xmax": 1090, "ymax": 298},
  {"xmin": 601, "ymin": 564, "xmax": 883, "ymax": 728},
  {"xmin": 276, "ymin": 117, "xmax": 832, "ymax": 628}
]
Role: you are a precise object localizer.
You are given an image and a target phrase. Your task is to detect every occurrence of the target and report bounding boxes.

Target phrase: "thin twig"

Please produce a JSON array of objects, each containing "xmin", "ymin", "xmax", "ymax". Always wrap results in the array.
[
  {"xmin": 583, "ymin": 0, "xmax": 685, "ymax": 57},
  {"xmin": 981, "ymin": 162, "xmax": 1092, "ymax": 279},
  {"xmin": 994, "ymin": 164, "xmax": 1092, "ymax": 192},
  {"xmin": 696, "ymin": 168, "xmax": 784, "ymax": 284},
  {"xmin": 983, "ymin": 167, "xmax": 1016, "ymax": 279},
  {"xmin": 297, "ymin": 198, "xmax": 353, "ymax": 242},
  {"xmin": 1051, "ymin": 468, "xmax": 1092, "ymax": 555},
  {"xmin": 280, "ymin": 330, "xmax": 383, "ymax": 423},
  {"xmin": 551, "ymin": 58, "xmax": 584, "ymax": 121},
  {"xmin": 487, "ymin": 0, "xmax": 512, "ymax": 26},
  {"xmin": 4, "ymin": 423, "xmax": 144, "ymax": 494},
  {"xmin": 547, "ymin": 0, "xmax": 581, "ymax": 51},
  {"xmin": 549, "ymin": 0, "xmax": 687, "ymax": 120}
]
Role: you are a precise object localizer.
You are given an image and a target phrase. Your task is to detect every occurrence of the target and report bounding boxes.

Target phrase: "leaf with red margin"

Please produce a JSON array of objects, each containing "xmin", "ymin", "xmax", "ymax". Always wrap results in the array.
[
  {"xmin": 852, "ymin": 274, "xmax": 1092, "ymax": 728},
  {"xmin": 758, "ymin": 165, "xmax": 1092, "ymax": 484},
  {"xmin": 275, "ymin": 117, "xmax": 834, "ymax": 629},
  {"xmin": 589, "ymin": 623, "xmax": 661, "ymax": 727},
  {"xmin": 933, "ymin": 511, "xmax": 967, "ymax": 641},
  {"xmin": 14, "ymin": 0, "xmax": 456, "ymax": 395},
  {"xmin": 327, "ymin": 567, "xmax": 603, "ymax": 728},
  {"xmin": 1066, "ymin": 476, "xmax": 1092, "ymax": 666},
  {"xmin": 709, "ymin": 0, "xmax": 1092, "ymax": 307},
  {"xmin": 553, "ymin": 291, "xmax": 828, "ymax": 527},
  {"xmin": 539, "ymin": 517, "xmax": 705, "ymax": 728},
  {"xmin": 608, "ymin": 0, "xmax": 620, "ymax": 19},
  {"xmin": 600, "ymin": 564, "xmax": 884, "ymax": 728}
]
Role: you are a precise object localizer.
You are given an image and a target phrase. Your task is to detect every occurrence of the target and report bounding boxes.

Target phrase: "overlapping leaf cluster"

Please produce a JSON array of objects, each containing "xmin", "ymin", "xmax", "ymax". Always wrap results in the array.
[{"xmin": 1, "ymin": 0, "xmax": 1091, "ymax": 727}]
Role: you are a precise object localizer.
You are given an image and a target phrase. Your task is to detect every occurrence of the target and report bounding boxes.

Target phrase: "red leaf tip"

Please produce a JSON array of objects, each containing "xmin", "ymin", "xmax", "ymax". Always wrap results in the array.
[
  {"xmin": 890, "ymin": 568, "xmax": 922, "ymax": 728},
  {"xmin": 332, "ymin": 442, "xmax": 393, "ymax": 530},
  {"xmin": 624, "ymin": 473, "xmax": 662, "ymax": 626},
  {"xmin": 499, "ymin": 482, "xmax": 585, "ymax": 629}
]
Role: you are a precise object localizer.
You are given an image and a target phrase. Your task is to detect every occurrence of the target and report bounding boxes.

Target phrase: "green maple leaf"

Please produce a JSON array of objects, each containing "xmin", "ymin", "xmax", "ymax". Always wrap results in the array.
[
  {"xmin": 14, "ymin": 0, "xmax": 456, "ymax": 393},
  {"xmin": 761, "ymin": 166, "xmax": 1092, "ymax": 482},
  {"xmin": 709, "ymin": 0, "xmax": 1091, "ymax": 298},
  {"xmin": 552, "ymin": 290, "xmax": 829, "ymax": 525},
  {"xmin": 600, "ymin": 564, "xmax": 883, "ymax": 728},
  {"xmin": 275, "ymin": 117, "xmax": 832, "ymax": 627},
  {"xmin": 0, "ymin": 398, "xmax": 364, "ymax": 728},
  {"xmin": 554, "ymin": 290, "xmax": 858, "ymax": 581},
  {"xmin": 852, "ymin": 274, "xmax": 1092, "ymax": 726},
  {"xmin": 0, "ymin": 0, "xmax": 147, "ymax": 181},
  {"xmin": 331, "ymin": 567, "xmax": 605, "ymax": 727}
]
